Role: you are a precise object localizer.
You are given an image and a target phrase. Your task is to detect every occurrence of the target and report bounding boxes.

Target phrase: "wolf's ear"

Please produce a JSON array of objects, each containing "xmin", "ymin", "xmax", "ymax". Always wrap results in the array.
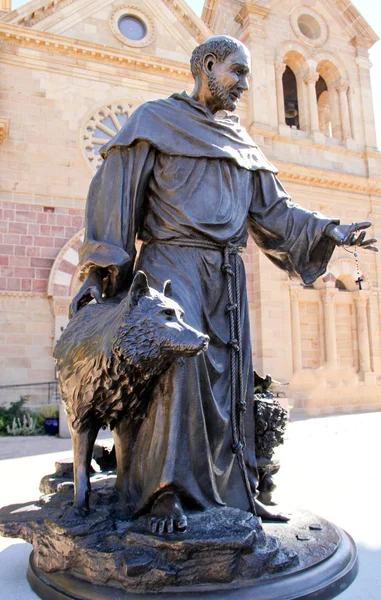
[
  {"xmin": 163, "ymin": 280, "xmax": 172, "ymax": 298},
  {"xmin": 128, "ymin": 271, "xmax": 150, "ymax": 308}
]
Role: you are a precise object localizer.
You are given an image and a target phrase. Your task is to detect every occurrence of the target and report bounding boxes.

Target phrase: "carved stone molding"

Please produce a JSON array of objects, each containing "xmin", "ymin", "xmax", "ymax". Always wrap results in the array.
[
  {"xmin": 336, "ymin": 80, "xmax": 350, "ymax": 94},
  {"xmin": 353, "ymin": 290, "xmax": 370, "ymax": 306},
  {"xmin": 0, "ymin": 23, "xmax": 193, "ymax": 81},
  {"xmin": 304, "ymin": 70, "xmax": 319, "ymax": 85},
  {"xmin": 355, "ymin": 56, "xmax": 372, "ymax": 70},
  {"xmin": 11, "ymin": 0, "xmax": 76, "ymax": 27},
  {"xmin": 235, "ymin": 3, "xmax": 271, "ymax": 26},
  {"xmin": 274, "ymin": 61, "xmax": 286, "ymax": 76},
  {"xmin": 161, "ymin": 0, "xmax": 210, "ymax": 43},
  {"xmin": 0, "ymin": 117, "xmax": 9, "ymax": 144},
  {"xmin": 320, "ymin": 289, "xmax": 338, "ymax": 304},
  {"xmin": 275, "ymin": 161, "xmax": 381, "ymax": 197},
  {"xmin": 0, "ymin": 290, "xmax": 44, "ymax": 298}
]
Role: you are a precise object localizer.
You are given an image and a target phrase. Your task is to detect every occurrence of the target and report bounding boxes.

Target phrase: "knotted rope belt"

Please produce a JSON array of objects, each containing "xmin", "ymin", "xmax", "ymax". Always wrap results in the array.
[{"xmin": 145, "ymin": 238, "xmax": 257, "ymax": 516}]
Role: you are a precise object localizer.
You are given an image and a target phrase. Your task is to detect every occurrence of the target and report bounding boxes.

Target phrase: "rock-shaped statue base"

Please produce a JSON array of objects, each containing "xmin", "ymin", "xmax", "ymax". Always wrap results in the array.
[{"xmin": 0, "ymin": 465, "xmax": 357, "ymax": 599}]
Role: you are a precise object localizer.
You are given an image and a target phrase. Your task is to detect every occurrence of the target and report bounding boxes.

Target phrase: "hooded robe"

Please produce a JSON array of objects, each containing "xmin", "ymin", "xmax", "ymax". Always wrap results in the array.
[{"xmin": 77, "ymin": 93, "xmax": 337, "ymax": 512}]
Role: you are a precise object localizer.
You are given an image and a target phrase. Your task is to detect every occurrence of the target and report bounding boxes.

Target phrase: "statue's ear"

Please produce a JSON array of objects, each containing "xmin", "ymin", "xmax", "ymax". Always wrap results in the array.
[
  {"xmin": 128, "ymin": 271, "xmax": 149, "ymax": 308},
  {"xmin": 163, "ymin": 280, "xmax": 172, "ymax": 298},
  {"xmin": 203, "ymin": 52, "xmax": 217, "ymax": 75}
]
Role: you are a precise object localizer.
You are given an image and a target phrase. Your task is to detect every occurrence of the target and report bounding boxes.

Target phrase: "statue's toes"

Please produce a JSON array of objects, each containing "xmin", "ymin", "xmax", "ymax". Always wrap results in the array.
[
  {"xmin": 150, "ymin": 517, "xmax": 158, "ymax": 533},
  {"xmin": 166, "ymin": 518, "xmax": 174, "ymax": 534},
  {"xmin": 175, "ymin": 514, "xmax": 187, "ymax": 531},
  {"xmin": 158, "ymin": 519, "xmax": 166, "ymax": 535}
]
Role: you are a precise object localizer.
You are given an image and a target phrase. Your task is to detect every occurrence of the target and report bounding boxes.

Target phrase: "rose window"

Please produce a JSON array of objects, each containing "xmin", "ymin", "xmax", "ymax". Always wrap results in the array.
[{"xmin": 82, "ymin": 102, "xmax": 133, "ymax": 171}]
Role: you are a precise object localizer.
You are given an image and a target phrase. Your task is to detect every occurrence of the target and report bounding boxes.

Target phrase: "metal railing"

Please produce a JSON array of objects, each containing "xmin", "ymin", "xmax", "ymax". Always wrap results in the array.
[{"xmin": 0, "ymin": 381, "xmax": 59, "ymax": 408}]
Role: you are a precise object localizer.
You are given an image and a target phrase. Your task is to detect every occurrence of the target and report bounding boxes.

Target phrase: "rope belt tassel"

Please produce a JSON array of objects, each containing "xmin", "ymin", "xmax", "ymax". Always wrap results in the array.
[{"xmin": 222, "ymin": 244, "xmax": 257, "ymax": 517}]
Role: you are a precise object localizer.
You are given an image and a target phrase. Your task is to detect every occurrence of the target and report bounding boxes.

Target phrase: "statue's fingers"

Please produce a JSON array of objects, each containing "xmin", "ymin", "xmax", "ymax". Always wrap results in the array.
[
  {"xmin": 361, "ymin": 238, "xmax": 378, "ymax": 247},
  {"xmin": 348, "ymin": 233, "xmax": 356, "ymax": 246},
  {"xmin": 363, "ymin": 245, "xmax": 379, "ymax": 252},
  {"xmin": 356, "ymin": 221, "xmax": 371, "ymax": 230},
  {"xmin": 354, "ymin": 231, "xmax": 367, "ymax": 245}
]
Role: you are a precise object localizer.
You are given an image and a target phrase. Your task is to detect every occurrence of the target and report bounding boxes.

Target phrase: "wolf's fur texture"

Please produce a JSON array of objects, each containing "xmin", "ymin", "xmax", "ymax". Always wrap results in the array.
[{"xmin": 54, "ymin": 271, "xmax": 209, "ymax": 512}]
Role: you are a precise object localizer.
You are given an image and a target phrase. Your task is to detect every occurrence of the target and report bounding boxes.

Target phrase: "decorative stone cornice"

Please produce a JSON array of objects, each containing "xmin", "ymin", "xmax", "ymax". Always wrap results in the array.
[
  {"xmin": 321, "ymin": 0, "xmax": 378, "ymax": 47},
  {"xmin": 351, "ymin": 36, "xmax": 374, "ymax": 51},
  {"xmin": 0, "ymin": 22, "xmax": 193, "ymax": 80},
  {"xmin": 159, "ymin": 0, "xmax": 211, "ymax": 43},
  {"xmin": 202, "ymin": 0, "xmax": 218, "ymax": 27},
  {"xmin": 0, "ymin": 290, "xmax": 45, "ymax": 298},
  {"xmin": 0, "ymin": 117, "xmax": 9, "ymax": 144},
  {"xmin": 275, "ymin": 161, "xmax": 381, "ymax": 197},
  {"xmin": 235, "ymin": 2, "xmax": 271, "ymax": 25},
  {"xmin": 3, "ymin": 0, "xmax": 211, "ymax": 42},
  {"xmin": 4, "ymin": 0, "xmax": 76, "ymax": 27}
]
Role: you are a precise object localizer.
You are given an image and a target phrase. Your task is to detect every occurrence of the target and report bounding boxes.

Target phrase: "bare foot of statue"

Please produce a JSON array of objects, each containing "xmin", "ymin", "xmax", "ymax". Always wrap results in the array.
[
  {"xmin": 149, "ymin": 490, "xmax": 187, "ymax": 535},
  {"xmin": 254, "ymin": 498, "xmax": 290, "ymax": 522}
]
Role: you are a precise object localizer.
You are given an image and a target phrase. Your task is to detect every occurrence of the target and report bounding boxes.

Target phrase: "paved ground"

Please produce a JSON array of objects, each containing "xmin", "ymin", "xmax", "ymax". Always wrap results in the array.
[{"xmin": 0, "ymin": 412, "xmax": 380, "ymax": 599}]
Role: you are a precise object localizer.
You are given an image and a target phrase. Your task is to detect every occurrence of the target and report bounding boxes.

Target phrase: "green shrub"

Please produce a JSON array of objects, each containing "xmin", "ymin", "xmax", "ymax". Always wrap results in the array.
[{"xmin": 0, "ymin": 396, "xmax": 44, "ymax": 436}]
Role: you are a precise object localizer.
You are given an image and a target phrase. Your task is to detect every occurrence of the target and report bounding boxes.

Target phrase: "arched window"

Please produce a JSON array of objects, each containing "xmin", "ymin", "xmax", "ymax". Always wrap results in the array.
[
  {"xmin": 283, "ymin": 66, "xmax": 300, "ymax": 129},
  {"xmin": 315, "ymin": 58, "xmax": 350, "ymax": 141},
  {"xmin": 316, "ymin": 76, "xmax": 332, "ymax": 137},
  {"xmin": 282, "ymin": 50, "xmax": 309, "ymax": 131}
]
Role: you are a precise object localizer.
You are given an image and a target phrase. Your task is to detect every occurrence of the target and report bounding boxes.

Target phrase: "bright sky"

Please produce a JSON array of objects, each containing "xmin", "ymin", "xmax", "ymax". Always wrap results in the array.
[{"xmin": 8, "ymin": 0, "xmax": 381, "ymax": 147}]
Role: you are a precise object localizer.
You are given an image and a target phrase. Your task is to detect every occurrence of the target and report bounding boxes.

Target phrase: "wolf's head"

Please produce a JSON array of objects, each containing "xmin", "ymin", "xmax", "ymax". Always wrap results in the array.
[{"xmin": 115, "ymin": 271, "xmax": 209, "ymax": 369}]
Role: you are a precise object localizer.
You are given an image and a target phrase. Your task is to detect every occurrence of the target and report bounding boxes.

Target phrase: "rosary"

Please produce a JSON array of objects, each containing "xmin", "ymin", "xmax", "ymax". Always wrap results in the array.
[{"xmin": 342, "ymin": 223, "xmax": 364, "ymax": 290}]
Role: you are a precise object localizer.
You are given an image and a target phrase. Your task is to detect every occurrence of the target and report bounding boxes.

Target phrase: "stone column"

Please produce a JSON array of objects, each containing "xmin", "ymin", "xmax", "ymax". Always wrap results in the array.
[
  {"xmin": 368, "ymin": 292, "xmax": 381, "ymax": 377},
  {"xmin": 304, "ymin": 70, "xmax": 320, "ymax": 133},
  {"xmin": 353, "ymin": 292, "xmax": 372, "ymax": 377},
  {"xmin": 237, "ymin": 4, "xmax": 274, "ymax": 132},
  {"xmin": 336, "ymin": 81, "xmax": 352, "ymax": 140},
  {"xmin": 290, "ymin": 287, "xmax": 302, "ymax": 373},
  {"xmin": 321, "ymin": 289, "xmax": 338, "ymax": 367},
  {"xmin": 274, "ymin": 61, "xmax": 286, "ymax": 127},
  {"xmin": 354, "ymin": 53, "xmax": 378, "ymax": 150}
]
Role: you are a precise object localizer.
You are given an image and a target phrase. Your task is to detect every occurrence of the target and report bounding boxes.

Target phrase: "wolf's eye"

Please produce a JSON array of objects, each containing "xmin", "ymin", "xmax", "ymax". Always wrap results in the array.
[{"xmin": 163, "ymin": 309, "xmax": 175, "ymax": 319}]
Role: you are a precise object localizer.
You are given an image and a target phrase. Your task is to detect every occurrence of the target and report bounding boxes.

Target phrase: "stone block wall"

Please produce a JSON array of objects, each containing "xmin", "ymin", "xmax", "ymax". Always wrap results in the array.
[{"xmin": 0, "ymin": 201, "xmax": 84, "ymax": 294}]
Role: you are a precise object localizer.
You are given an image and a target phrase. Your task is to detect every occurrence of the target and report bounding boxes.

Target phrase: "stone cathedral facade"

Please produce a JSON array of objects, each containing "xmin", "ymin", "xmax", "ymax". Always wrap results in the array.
[{"xmin": 0, "ymin": 0, "xmax": 380, "ymax": 415}]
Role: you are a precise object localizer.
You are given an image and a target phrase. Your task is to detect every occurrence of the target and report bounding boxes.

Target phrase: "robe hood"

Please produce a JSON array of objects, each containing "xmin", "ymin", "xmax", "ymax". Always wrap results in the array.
[{"xmin": 100, "ymin": 92, "xmax": 277, "ymax": 173}]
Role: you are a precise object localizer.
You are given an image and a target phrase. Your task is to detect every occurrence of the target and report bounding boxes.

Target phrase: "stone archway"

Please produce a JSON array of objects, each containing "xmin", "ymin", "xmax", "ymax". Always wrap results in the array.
[{"xmin": 48, "ymin": 229, "xmax": 84, "ymax": 342}]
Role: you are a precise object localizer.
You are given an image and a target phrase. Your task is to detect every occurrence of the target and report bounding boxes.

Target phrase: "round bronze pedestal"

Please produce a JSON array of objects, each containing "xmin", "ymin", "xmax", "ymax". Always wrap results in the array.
[{"xmin": 27, "ymin": 525, "xmax": 357, "ymax": 600}]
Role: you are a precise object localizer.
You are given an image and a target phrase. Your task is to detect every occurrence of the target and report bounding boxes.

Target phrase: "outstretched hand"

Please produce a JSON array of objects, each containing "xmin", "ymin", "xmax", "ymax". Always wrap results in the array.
[{"xmin": 326, "ymin": 221, "xmax": 378, "ymax": 252}]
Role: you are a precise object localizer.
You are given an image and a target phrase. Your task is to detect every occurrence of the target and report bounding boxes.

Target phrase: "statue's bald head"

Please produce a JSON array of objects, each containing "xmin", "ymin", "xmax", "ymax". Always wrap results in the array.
[{"xmin": 190, "ymin": 35, "xmax": 248, "ymax": 79}]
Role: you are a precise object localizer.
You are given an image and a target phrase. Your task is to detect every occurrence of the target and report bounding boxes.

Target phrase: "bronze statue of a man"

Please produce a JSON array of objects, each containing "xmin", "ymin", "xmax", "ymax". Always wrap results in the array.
[{"xmin": 71, "ymin": 36, "xmax": 377, "ymax": 535}]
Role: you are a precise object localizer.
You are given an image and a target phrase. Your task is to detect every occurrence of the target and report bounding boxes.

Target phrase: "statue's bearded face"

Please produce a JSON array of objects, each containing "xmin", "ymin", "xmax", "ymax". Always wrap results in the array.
[{"xmin": 207, "ymin": 47, "xmax": 250, "ymax": 113}]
